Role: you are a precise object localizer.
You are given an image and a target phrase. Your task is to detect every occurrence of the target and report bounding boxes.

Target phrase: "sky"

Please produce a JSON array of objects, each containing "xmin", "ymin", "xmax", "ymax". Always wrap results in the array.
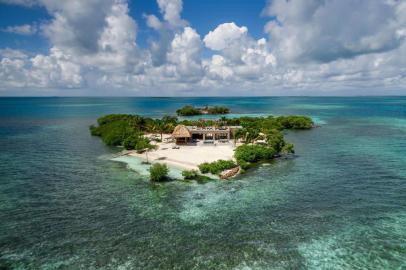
[{"xmin": 0, "ymin": 0, "xmax": 405, "ymax": 96}]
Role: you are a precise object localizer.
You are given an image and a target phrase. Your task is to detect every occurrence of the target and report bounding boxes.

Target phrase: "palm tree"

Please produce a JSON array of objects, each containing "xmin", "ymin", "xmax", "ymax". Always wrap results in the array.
[
  {"xmin": 234, "ymin": 128, "xmax": 245, "ymax": 145},
  {"xmin": 146, "ymin": 121, "xmax": 157, "ymax": 134},
  {"xmin": 155, "ymin": 120, "xmax": 168, "ymax": 141},
  {"xmin": 246, "ymin": 128, "xmax": 260, "ymax": 143}
]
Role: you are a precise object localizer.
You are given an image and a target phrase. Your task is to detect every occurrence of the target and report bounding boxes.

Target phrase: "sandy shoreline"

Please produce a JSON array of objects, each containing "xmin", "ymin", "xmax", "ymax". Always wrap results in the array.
[{"xmin": 127, "ymin": 134, "xmax": 237, "ymax": 171}]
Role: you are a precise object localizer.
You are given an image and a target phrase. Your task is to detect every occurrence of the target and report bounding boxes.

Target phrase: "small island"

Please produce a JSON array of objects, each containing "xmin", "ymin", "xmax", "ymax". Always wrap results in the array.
[
  {"xmin": 90, "ymin": 113, "xmax": 313, "ymax": 181},
  {"xmin": 176, "ymin": 105, "xmax": 230, "ymax": 116}
]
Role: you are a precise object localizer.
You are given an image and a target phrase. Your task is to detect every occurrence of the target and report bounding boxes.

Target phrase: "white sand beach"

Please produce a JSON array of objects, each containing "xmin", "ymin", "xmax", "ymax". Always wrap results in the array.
[{"xmin": 128, "ymin": 134, "xmax": 237, "ymax": 171}]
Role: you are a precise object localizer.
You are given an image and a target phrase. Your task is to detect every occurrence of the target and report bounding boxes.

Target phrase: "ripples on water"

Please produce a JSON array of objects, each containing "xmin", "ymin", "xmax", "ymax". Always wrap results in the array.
[{"xmin": 0, "ymin": 97, "xmax": 405, "ymax": 269}]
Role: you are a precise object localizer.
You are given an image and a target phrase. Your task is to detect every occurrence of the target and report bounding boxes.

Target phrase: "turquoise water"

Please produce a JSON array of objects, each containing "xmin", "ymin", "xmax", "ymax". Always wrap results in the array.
[{"xmin": 0, "ymin": 97, "xmax": 405, "ymax": 269}]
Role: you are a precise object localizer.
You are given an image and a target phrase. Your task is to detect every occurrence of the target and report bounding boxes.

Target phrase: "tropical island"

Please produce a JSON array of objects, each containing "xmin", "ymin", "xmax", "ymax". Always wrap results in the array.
[
  {"xmin": 90, "ymin": 114, "xmax": 313, "ymax": 181},
  {"xmin": 176, "ymin": 105, "xmax": 230, "ymax": 116}
]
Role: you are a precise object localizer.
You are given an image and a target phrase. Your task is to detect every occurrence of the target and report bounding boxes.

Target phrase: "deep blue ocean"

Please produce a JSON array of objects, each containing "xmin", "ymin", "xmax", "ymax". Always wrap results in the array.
[{"xmin": 0, "ymin": 97, "xmax": 405, "ymax": 269}]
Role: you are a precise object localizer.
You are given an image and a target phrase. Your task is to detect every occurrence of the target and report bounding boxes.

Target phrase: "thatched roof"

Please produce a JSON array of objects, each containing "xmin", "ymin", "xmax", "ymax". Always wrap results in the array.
[{"xmin": 172, "ymin": 125, "xmax": 191, "ymax": 138}]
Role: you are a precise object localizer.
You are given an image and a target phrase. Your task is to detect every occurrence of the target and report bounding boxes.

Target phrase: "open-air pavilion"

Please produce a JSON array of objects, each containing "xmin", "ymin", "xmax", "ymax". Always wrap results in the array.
[{"xmin": 172, "ymin": 125, "xmax": 242, "ymax": 144}]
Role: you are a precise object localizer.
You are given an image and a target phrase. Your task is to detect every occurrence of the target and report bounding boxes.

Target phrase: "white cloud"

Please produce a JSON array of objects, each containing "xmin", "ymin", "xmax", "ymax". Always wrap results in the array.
[
  {"xmin": 145, "ymin": 14, "xmax": 162, "ymax": 30},
  {"xmin": 1, "ymin": 24, "xmax": 37, "ymax": 35},
  {"xmin": 41, "ymin": 0, "xmax": 117, "ymax": 54},
  {"xmin": 0, "ymin": 57, "xmax": 29, "ymax": 88},
  {"xmin": 144, "ymin": 0, "xmax": 188, "ymax": 67},
  {"xmin": 30, "ymin": 47, "xmax": 83, "ymax": 88},
  {"xmin": 0, "ymin": 0, "xmax": 38, "ymax": 7},
  {"xmin": 0, "ymin": 0, "xmax": 140, "ymax": 90},
  {"xmin": 203, "ymin": 22, "xmax": 247, "ymax": 51},
  {"xmin": 1, "ymin": 0, "xmax": 406, "ymax": 95},
  {"xmin": 166, "ymin": 26, "xmax": 203, "ymax": 81},
  {"xmin": 0, "ymin": 47, "xmax": 82, "ymax": 89},
  {"xmin": 203, "ymin": 23, "xmax": 276, "ymax": 83},
  {"xmin": 156, "ymin": 0, "xmax": 186, "ymax": 28},
  {"xmin": 264, "ymin": 0, "xmax": 406, "ymax": 63},
  {"xmin": 0, "ymin": 48, "xmax": 28, "ymax": 59}
]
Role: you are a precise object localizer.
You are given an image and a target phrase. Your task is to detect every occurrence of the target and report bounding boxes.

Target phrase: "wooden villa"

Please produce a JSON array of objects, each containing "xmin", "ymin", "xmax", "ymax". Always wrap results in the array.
[
  {"xmin": 172, "ymin": 125, "xmax": 242, "ymax": 144},
  {"xmin": 172, "ymin": 125, "xmax": 191, "ymax": 144}
]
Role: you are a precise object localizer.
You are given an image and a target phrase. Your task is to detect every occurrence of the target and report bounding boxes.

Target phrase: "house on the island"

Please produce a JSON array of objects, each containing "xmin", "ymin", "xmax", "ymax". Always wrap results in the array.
[{"xmin": 171, "ymin": 124, "xmax": 242, "ymax": 144}]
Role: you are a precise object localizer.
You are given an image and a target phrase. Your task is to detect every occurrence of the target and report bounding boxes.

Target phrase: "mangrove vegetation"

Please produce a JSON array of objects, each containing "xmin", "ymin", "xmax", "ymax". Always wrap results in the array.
[
  {"xmin": 90, "ymin": 112, "xmax": 314, "ymax": 178},
  {"xmin": 176, "ymin": 105, "xmax": 230, "ymax": 116}
]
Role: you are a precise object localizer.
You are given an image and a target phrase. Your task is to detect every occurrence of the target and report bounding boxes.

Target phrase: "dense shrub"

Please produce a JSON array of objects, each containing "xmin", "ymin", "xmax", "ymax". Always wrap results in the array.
[
  {"xmin": 182, "ymin": 169, "xmax": 199, "ymax": 179},
  {"xmin": 198, "ymin": 160, "xmax": 237, "ymax": 175},
  {"xmin": 198, "ymin": 163, "xmax": 211, "ymax": 174},
  {"xmin": 97, "ymin": 114, "xmax": 133, "ymax": 125},
  {"xmin": 96, "ymin": 114, "xmax": 147, "ymax": 128},
  {"xmin": 237, "ymin": 159, "xmax": 251, "ymax": 170},
  {"xmin": 282, "ymin": 143, "xmax": 295, "ymax": 154},
  {"xmin": 90, "ymin": 114, "xmax": 154, "ymax": 148},
  {"xmin": 176, "ymin": 105, "xmax": 202, "ymax": 116},
  {"xmin": 234, "ymin": 144, "xmax": 276, "ymax": 164},
  {"xmin": 266, "ymin": 129, "xmax": 285, "ymax": 152},
  {"xmin": 207, "ymin": 106, "xmax": 230, "ymax": 114},
  {"xmin": 276, "ymin": 116, "xmax": 313, "ymax": 129},
  {"xmin": 149, "ymin": 163, "xmax": 169, "ymax": 182},
  {"xmin": 95, "ymin": 120, "xmax": 135, "ymax": 146},
  {"xmin": 89, "ymin": 125, "xmax": 101, "ymax": 136},
  {"xmin": 123, "ymin": 135, "xmax": 152, "ymax": 151},
  {"xmin": 176, "ymin": 105, "xmax": 230, "ymax": 116},
  {"xmin": 90, "ymin": 113, "xmax": 312, "ymax": 174}
]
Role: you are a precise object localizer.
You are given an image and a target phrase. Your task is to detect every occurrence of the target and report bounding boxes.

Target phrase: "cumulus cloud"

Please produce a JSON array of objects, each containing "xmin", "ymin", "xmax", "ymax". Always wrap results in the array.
[
  {"xmin": 0, "ymin": 0, "xmax": 142, "ymax": 90},
  {"xmin": 1, "ymin": 0, "xmax": 406, "ymax": 95},
  {"xmin": 203, "ymin": 23, "xmax": 276, "ymax": 83},
  {"xmin": 203, "ymin": 22, "xmax": 247, "ymax": 51},
  {"xmin": 166, "ymin": 26, "xmax": 203, "ymax": 81},
  {"xmin": 0, "ymin": 47, "xmax": 82, "ymax": 89},
  {"xmin": 264, "ymin": 0, "xmax": 406, "ymax": 63},
  {"xmin": 144, "ymin": 0, "xmax": 188, "ymax": 66},
  {"xmin": 156, "ymin": 0, "xmax": 186, "ymax": 28},
  {"xmin": 41, "ymin": 0, "xmax": 117, "ymax": 54},
  {"xmin": 30, "ymin": 48, "xmax": 83, "ymax": 88},
  {"xmin": 1, "ymin": 24, "xmax": 37, "ymax": 35},
  {"xmin": 0, "ymin": 0, "xmax": 38, "ymax": 7}
]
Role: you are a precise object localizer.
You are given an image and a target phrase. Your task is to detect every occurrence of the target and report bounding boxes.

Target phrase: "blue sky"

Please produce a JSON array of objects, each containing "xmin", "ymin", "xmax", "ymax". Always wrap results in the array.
[{"xmin": 0, "ymin": 0, "xmax": 405, "ymax": 96}]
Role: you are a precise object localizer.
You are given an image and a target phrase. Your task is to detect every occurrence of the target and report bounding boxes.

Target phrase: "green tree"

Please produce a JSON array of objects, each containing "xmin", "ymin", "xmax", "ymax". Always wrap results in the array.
[
  {"xmin": 149, "ymin": 163, "xmax": 169, "ymax": 182},
  {"xmin": 234, "ymin": 144, "xmax": 276, "ymax": 164},
  {"xmin": 123, "ymin": 134, "xmax": 153, "ymax": 151},
  {"xmin": 198, "ymin": 160, "xmax": 237, "ymax": 175},
  {"xmin": 155, "ymin": 120, "xmax": 168, "ymax": 141},
  {"xmin": 182, "ymin": 169, "xmax": 199, "ymax": 179},
  {"xmin": 281, "ymin": 143, "xmax": 295, "ymax": 154},
  {"xmin": 176, "ymin": 105, "xmax": 202, "ymax": 116},
  {"xmin": 266, "ymin": 129, "xmax": 285, "ymax": 152}
]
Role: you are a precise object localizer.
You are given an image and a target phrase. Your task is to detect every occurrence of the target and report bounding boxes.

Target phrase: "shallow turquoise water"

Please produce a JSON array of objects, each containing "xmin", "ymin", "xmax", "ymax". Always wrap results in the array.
[{"xmin": 0, "ymin": 97, "xmax": 405, "ymax": 269}]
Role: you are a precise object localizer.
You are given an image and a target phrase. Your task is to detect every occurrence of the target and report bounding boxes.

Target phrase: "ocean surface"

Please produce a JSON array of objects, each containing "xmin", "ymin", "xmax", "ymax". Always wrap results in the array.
[{"xmin": 0, "ymin": 97, "xmax": 405, "ymax": 269}]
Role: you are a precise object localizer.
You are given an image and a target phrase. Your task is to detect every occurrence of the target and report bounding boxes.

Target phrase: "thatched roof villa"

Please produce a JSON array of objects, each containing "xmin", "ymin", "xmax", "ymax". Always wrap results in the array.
[
  {"xmin": 172, "ymin": 125, "xmax": 191, "ymax": 144},
  {"xmin": 172, "ymin": 124, "xmax": 242, "ymax": 144}
]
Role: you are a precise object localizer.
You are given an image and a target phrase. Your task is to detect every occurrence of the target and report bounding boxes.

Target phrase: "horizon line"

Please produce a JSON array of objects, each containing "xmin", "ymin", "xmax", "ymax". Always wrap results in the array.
[{"xmin": 1, "ymin": 95, "xmax": 406, "ymax": 98}]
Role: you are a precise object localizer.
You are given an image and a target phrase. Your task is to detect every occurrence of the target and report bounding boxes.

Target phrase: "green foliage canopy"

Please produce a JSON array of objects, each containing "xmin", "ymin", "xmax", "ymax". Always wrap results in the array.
[
  {"xmin": 149, "ymin": 163, "xmax": 169, "ymax": 182},
  {"xmin": 176, "ymin": 105, "xmax": 202, "ymax": 116},
  {"xmin": 182, "ymin": 169, "xmax": 199, "ymax": 179},
  {"xmin": 234, "ymin": 144, "xmax": 277, "ymax": 164},
  {"xmin": 198, "ymin": 160, "xmax": 237, "ymax": 175},
  {"xmin": 176, "ymin": 105, "xmax": 230, "ymax": 116}
]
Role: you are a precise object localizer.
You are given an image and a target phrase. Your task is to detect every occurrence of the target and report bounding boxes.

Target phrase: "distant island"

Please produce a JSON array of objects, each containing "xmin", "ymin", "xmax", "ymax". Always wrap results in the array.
[
  {"xmin": 176, "ymin": 105, "xmax": 230, "ymax": 116},
  {"xmin": 90, "ymin": 113, "xmax": 313, "ymax": 181}
]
